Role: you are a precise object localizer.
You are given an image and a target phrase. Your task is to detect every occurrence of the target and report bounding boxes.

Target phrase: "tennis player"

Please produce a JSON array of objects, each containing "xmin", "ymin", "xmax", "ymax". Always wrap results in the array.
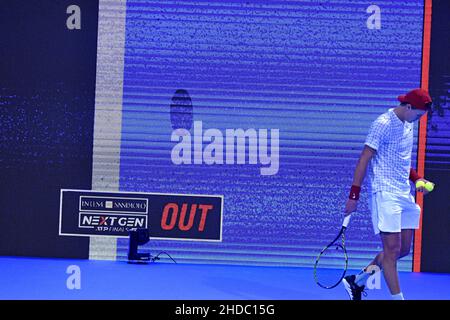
[{"xmin": 343, "ymin": 88, "xmax": 433, "ymax": 300}]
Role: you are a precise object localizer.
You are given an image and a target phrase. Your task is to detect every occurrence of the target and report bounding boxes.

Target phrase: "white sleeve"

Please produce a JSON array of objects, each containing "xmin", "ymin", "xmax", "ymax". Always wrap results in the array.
[{"xmin": 365, "ymin": 119, "xmax": 388, "ymax": 151}]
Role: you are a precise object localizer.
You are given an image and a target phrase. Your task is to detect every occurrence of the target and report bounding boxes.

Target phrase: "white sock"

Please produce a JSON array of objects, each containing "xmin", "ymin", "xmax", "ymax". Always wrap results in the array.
[
  {"xmin": 391, "ymin": 292, "xmax": 405, "ymax": 300},
  {"xmin": 354, "ymin": 268, "xmax": 375, "ymax": 286}
]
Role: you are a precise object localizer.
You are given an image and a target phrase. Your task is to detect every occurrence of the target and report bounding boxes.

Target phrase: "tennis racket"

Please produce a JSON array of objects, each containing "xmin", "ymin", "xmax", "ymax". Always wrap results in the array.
[{"xmin": 313, "ymin": 215, "xmax": 351, "ymax": 289}]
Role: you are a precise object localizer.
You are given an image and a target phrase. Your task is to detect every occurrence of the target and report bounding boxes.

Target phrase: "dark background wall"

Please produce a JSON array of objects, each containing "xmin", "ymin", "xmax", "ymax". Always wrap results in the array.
[
  {"xmin": 421, "ymin": 0, "xmax": 450, "ymax": 273},
  {"xmin": 0, "ymin": 0, "xmax": 98, "ymax": 258}
]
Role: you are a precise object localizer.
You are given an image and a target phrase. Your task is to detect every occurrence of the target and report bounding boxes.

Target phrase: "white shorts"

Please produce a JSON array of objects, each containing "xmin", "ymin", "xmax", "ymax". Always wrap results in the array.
[{"xmin": 369, "ymin": 191, "xmax": 421, "ymax": 235}]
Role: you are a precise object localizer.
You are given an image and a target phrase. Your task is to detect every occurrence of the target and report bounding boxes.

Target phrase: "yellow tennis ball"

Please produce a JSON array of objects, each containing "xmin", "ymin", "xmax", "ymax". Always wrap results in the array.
[
  {"xmin": 425, "ymin": 182, "xmax": 434, "ymax": 192},
  {"xmin": 415, "ymin": 180, "xmax": 425, "ymax": 189}
]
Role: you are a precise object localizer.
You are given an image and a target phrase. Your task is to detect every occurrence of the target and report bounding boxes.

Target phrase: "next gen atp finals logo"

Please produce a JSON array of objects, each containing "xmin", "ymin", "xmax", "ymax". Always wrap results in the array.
[{"xmin": 78, "ymin": 196, "xmax": 148, "ymax": 235}]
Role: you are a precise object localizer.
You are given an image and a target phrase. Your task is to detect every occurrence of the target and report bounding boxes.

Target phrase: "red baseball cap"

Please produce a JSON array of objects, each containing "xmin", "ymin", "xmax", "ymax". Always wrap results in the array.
[{"xmin": 398, "ymin": 88, "xmax": 432, "ymax": 111}]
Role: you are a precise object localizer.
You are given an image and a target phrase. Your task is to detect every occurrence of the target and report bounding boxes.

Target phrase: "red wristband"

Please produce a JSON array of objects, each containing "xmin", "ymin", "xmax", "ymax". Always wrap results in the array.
[
  {"xmin": 349, "ymin": 185, "xmax": 361, "ymax": 200},
  {"xmin": 409, "ymin": 168, "xmax": 422, "ymax": 183}
]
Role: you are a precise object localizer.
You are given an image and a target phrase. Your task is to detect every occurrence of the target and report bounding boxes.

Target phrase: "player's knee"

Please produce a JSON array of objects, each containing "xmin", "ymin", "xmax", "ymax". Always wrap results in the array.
[
  {"xmin": 399, "ymin": 248, "xmax": 411, "ymax": 259},
  {"xmin": 384, "ymin": 245, "xmax": 401, "ymax": 260}
]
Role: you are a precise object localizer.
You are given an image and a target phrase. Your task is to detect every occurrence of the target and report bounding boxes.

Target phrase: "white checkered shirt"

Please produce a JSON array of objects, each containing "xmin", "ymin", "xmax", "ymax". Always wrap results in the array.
[{"xmin": 365, "ymin": 108, "xmax": 413, "ymax": 195}]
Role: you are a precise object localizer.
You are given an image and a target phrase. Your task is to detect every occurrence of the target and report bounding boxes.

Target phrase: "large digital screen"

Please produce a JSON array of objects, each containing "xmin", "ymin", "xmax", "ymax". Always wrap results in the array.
[{"xmin": 104, "ymin": 0, "xmax": 425, "ymax": 270}]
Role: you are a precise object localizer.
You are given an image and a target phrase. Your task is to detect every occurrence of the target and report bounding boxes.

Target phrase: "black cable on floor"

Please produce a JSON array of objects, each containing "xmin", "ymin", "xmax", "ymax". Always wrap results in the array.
[{"xmin": 151, "ymin": 251, "xmax": 177, "ymax": 264}]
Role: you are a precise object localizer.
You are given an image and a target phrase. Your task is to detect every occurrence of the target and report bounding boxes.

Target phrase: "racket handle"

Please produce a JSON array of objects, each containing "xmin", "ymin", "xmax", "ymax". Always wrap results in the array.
[{"xmin": 342, "ymin": 215, "xmax": 351, "ymax": 228}]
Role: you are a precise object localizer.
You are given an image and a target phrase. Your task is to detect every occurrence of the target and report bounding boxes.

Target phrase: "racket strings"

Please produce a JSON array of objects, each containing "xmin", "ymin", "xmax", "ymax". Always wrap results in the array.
[{"xmin": 314, "ymin": 232, "xmax": 348, "ymax": 289}]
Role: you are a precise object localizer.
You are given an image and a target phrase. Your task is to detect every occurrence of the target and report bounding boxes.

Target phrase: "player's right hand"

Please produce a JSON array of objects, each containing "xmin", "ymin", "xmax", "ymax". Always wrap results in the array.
[{"xmin": 344, "ymin": 199, "xmax": 357, "ymax": 216}]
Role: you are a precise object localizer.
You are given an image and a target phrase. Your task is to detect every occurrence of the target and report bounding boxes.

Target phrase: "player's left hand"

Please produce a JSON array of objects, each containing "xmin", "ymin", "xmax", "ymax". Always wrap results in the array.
[{"xmin": 415, "ymin": 178, "xmax": 434, "ymax": 195}]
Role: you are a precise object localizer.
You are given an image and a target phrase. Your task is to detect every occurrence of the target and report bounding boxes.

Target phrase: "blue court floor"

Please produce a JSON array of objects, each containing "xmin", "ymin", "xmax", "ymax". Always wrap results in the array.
[{"xmin": 0, "ymin": 256, "xmax": 449, "ymax": 300}]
